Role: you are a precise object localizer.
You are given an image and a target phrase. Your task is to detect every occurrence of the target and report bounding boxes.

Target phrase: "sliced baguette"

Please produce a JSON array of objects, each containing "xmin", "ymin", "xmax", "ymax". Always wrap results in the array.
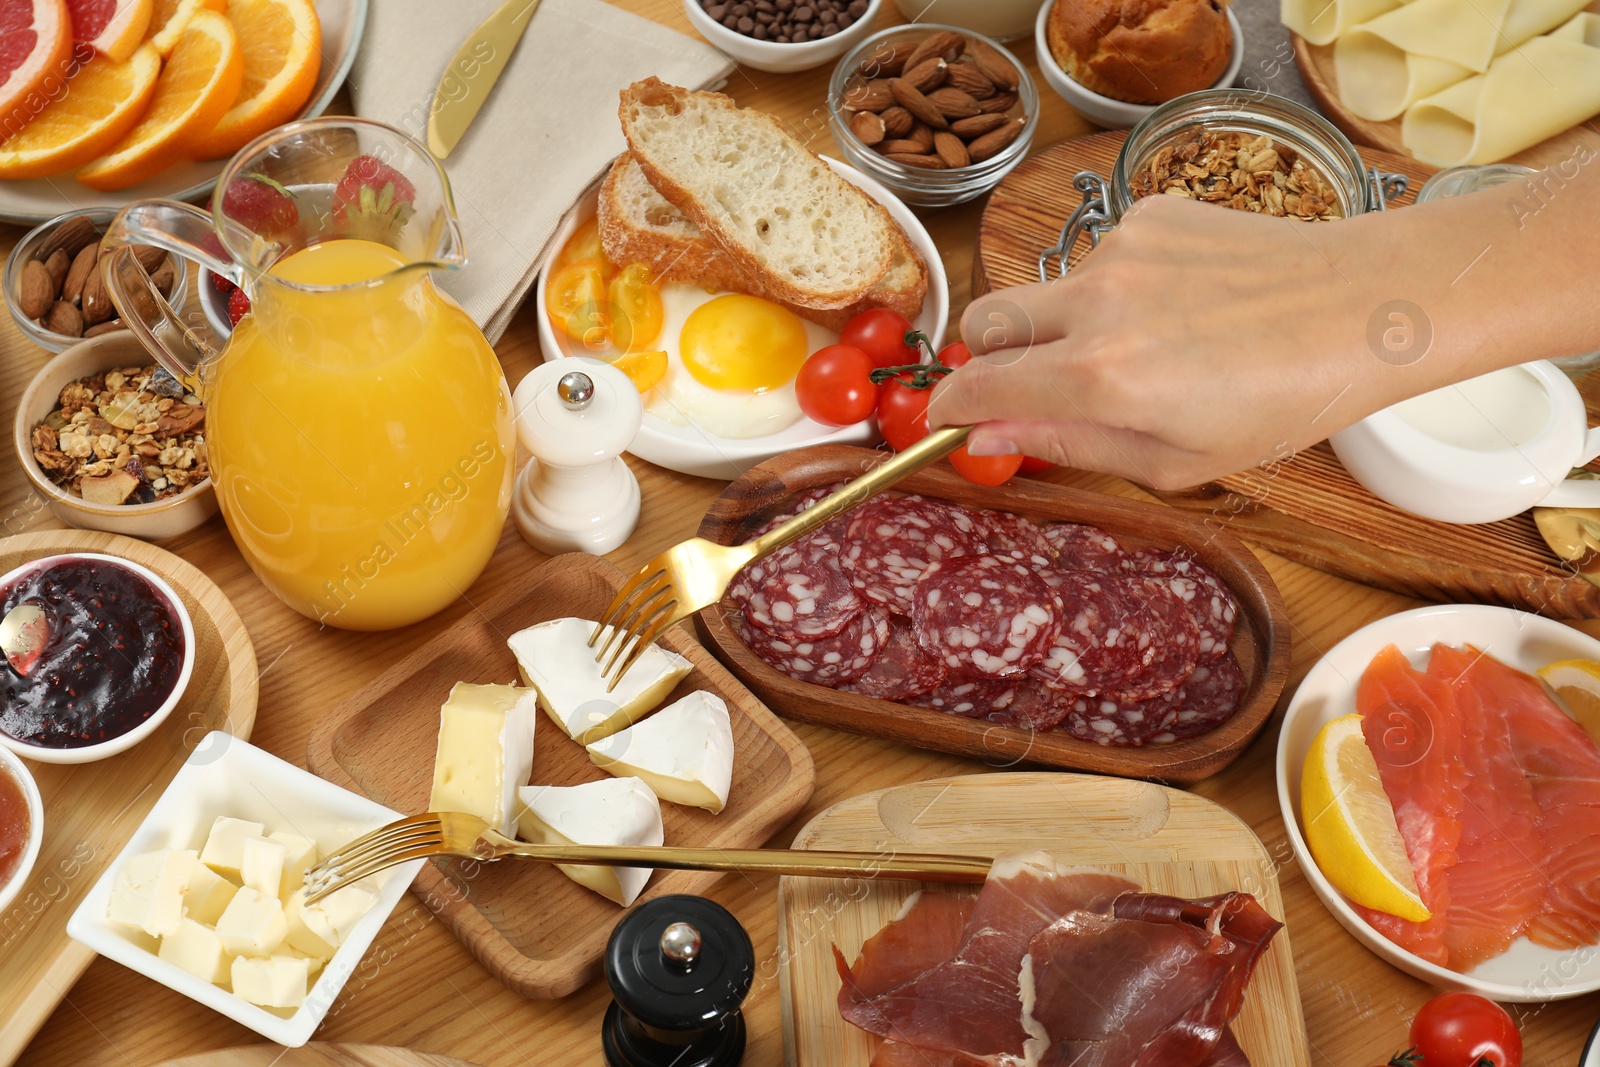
[
  {"xmin": 597, "ymin": 153, "xmax": 928, "ymax": 331},
  {"xmin": 618, "ymin": 78, "xmax": 895, "ymax": 311}
]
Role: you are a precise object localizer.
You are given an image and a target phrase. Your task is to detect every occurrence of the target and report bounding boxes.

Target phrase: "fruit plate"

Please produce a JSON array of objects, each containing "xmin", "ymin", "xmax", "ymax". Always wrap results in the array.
[
  {"xmin": 1275, "ymin": 603, "xmax": 1600, "ymax": 1001},
  {"xmin": 534, "ymin": 157, "xmax": 949, "ymax": 481},
  {"xmin": 693, "ymin": 445, "xmax": 1293, "ymax": 784},
  {"xmin": 779, "ymin": 772, "xmax": 1310, "ymax": 1066},
  {"xmin": 0, "ymin": 0, "xmax": 368, "ymax": 224},
  {"xmin": 305, "ymin": 551, "xmax": 816, "ymax": 999}
]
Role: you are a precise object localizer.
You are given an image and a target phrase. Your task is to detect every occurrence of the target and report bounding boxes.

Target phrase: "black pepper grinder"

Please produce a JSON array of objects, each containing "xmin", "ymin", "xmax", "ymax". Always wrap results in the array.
[{"xmin": 602, "ymin": 894, "xmax": 754, "ymax": 1067}]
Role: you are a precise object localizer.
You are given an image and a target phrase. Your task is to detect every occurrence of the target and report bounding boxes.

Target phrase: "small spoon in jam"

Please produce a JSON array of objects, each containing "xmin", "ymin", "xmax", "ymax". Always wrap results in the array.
[{"xmin": 0, "ymin": 603, "xmax": 48, "ymax": 678}]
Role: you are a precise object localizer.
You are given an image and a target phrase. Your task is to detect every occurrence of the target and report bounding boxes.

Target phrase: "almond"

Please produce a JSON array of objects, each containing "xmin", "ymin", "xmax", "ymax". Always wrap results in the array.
[
  {"xmin": 850, "ymin": 110, "xmax": 886, "ymax": 146},
  {"xmin": 950, "ymin": 113, "xmax": 1009, "ymax": 137},
  {"xmin": 43, "ymin": 300, "xmax": 82, "ymax": 337},
  {"xmin": 857, "ymin": 42, "xmax": 916, "ymax": 78},
  {"xmin": 843, "ymin": 79, "xmax": 894, "ymax": 112},
  {"xmin": 43, "ymin": 248, "xmax": 70, "ymax": 293},
  {"xmin": 18, "ymin": 259, "xmax": 54, "ymax": 318},
  {"xmin": 81, "ymin": 258, "xmax": 114, "ymax": 325},
  {"xmin": 888, "ymin": 79, "xmax": 948, "ymax": 130},
  {"xmin": 35, "ymin": 216, "xmax": 98, "ymax": 261},
  {"xmin": 926, "ymin": 87, "xmax": 981, "ymax": 120},
  {"xmin": 130, "ymin": 244, "xmax": 166, "ymax": 273},
  {"xmin": 85, "ymin": 319, "xmax": 127, "ymax": 338},
  {"xmin": 880, "ymin": 106, "xmax": 913, "ymax": 138},
  {"xmin": 902, "ymin": 57, "xmax": 945, "ymax": 94},
  {"xmin": 62, "ymin": 243, "xmax": 97, "ymax": 304},
  {"xmin": 907, "ymin": 122, "xmax": 935, "ymax": 150},
  {"xmin": 903, "ymin": 30, "xmax": 964, "ymax": 73},
  {"xmin": 969, "ymin": 40, "xmax": 1019, "ymax": 91},
  {"xmin": 876, "ymin": 138, "xmax": 931, "ymax": 154},
  {"xmin": 968, "ymin": 118, "xmax": 1024, "ymax": 162},
  {"xmin": 945, "ymin": 63, "xmax": 996, "ymax": 99},
  {"xmin": 977, "ymin": 91, "xmax": 1018, "ymax": 115},
  {"xmin": 884, "ymin": 152, "xmax": 948, "ymax": 170},
  {"xmin": 933, "ymin": 131, "xmax": 971, "ymax": 168}
]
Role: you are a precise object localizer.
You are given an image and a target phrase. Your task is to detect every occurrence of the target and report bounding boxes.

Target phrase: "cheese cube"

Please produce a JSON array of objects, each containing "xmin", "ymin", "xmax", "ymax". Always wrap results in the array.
[
  {"xmin": 509, "ymin": 617, "xmax": 692, "ymax": 743},
  {"xmin": 232, "ymin": 955, "xmax": 311, "ymax": 1009},
  {"xmin": 586, "ymin": 690, "xmax": 735, "ymax": 813},
  {"xmin": 215, "ymin": 886, "xmax": 287, "ymax": 958},
  {"xmin": 106, "ymin": 848, "xmax": 197, "ymax": 938},
  {"xmin": 284, "ymin": 883, "xmax": 377, "ymax": 960},
  {"xmin": 239, "ymin": 836, "xmax": 288, "ymax": 899},
  {"xmin": 516, "ymin": 778, "xmax": 663, "ymax": 906},
  {"xmin": 269, "ymin": 832, "xmax": 318, "ymax": 899},
  {"xmin": 158, "ymin": 918, "xmax": 230, "ymax": 984},
  {"xmin": 184, "ymin": 863, "xmax": 239, "ymax": 925},
  {"xmin": 428, "ymin": 682, "xmax": 538, "ymax": 835},
  {"xmin": 199, "ymin": 816, "xmax": 265, "ymax": 878}
]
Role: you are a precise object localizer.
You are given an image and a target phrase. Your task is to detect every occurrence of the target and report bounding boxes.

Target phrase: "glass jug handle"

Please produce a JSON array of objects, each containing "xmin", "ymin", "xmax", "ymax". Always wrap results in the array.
[{"xmin": 100, "ymin": 200, "xmax": 250, "ymax": 381}]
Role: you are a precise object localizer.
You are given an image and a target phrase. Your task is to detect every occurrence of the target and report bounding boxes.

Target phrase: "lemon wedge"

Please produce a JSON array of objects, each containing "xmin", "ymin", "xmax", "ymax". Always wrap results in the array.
[
  {"xmin": 1301, "ymin": 713, "xmax": 1431, "ymax": 922},
  {"xmin": 1535, "ymin": 659, "xmax": 1600, "ymax": 745}
]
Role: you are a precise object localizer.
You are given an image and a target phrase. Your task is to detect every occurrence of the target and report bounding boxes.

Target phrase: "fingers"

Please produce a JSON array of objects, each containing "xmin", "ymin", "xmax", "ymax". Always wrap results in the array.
[
  {"xmin": 928, "ymin": 345, "xmax": 1087, "ymax": 433},
  {"xmin": 960, "ymin": 279, "xmax": 1069, "ymax": 357},
  {"xmin": 966, "ymin": 419, "xmax": 1209, "ymax": 491}
]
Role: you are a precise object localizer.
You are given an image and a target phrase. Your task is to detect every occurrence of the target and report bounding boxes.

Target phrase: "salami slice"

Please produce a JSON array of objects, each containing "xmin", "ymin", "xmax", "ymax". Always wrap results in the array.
[
  {"xmin": 911, "ymin": 555, "xmax": 1061, "ymax": 677},
  {"xmin": 1107, "ymin": 575, "xmax": 1202, "ymax": 701},
  {"xmin": 1061, "ymin": 687, "xmax": 1186, "ymax": 747},
  {"xmin": 840, "ymin": 615, "xmax": 948, "ymax": 701},
  {"xmin": 970, "ymin": 510, "xmax": 1054, "ymax": 567},
  {"xmin": 908, "ymin": 676, "xmax": 1018, "ymax": 718},
  {"xmin": 1028, "ymin": 572, "xmax": 1155, "ymax": 693},
  {"xmin": 841, "ymin": 496, "xmax": 988, "ymax": 614},
  {"xmin": 743, "ymin": 482, "xmax": 848, "ymax": 541},
  {"xmin": 1150, "ymin": 652, "xmax": 1246, "ymax": 744},
  {"xmin": 1043, "ymin": 523, "xmax": 1127, "ymax": 572},
  {"xmin": 739, "ymin": 608, "xmax": 888, "ymax": 687},
  {"xmin": 1125, "ymin": 549, "xmax": 1237, "ymax": 661},
  {"xmin": 986, "ymin": 679, "xmax": 1071, "ymax": 732},
  {"xmin": 729, "ymin": 532, "xmax": 861, "ymax": 641}
]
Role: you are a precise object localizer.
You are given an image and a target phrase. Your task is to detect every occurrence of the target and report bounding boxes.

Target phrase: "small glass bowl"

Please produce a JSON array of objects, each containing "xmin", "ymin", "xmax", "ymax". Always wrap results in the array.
[
  {"xmin": 4, "ymin": 208, "xmax": 190, "ymax": 353},
  {"xmin": 828, "ymin": 24, "xmax": 1038, "ymax": 208}
]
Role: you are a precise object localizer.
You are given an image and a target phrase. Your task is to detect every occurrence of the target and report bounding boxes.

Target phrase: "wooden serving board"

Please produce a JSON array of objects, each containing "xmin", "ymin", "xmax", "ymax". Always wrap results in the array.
[
  {"xmin": 154, "ymin": 1044, "xmax": 487, "ymax": 1067},
  {"xmin": 305, "ymin": 552, "xmax": 815, "ymax": 1000},
  {"xmin": 694, "ymin": 445, "xmax": 1291, "ymax": 784},
  {"xmin": 0, "ymin": 530, "xmax": 258, "ymax": 1066},
  {"xmin": 1290, "ymin": 7, "xmax": 1600, "ymax": 170},
  {"xmin": 778, "ymin": 772, "xmax": 1309, "ymax": 1067},
  {"xmin": 975, "ymin": 131, "xmax": 1600, "ymax": 617}
]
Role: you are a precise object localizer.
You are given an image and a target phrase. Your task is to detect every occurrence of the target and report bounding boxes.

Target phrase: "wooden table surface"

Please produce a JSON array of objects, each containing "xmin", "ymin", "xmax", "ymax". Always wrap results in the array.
[{"xmin": 8, "ymin": 2, "xmax": 1600, "ymax": 1064}]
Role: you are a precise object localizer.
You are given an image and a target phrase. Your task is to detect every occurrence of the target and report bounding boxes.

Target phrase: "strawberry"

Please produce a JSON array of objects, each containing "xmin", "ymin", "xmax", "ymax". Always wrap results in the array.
[
  {"xmin": 227, "ymin": 287, "xmax": 251, "ymax": 327},
  {"xmin": 330, "ymin": 154, "xmax": 416, "ymax": 235},
  {"xmin": 209, "ymin": 270, "xmax": 235, "ymax": 295},
  {"xmin": 221, "ymin": 173, "xmax": 300, "ymax": 243}
]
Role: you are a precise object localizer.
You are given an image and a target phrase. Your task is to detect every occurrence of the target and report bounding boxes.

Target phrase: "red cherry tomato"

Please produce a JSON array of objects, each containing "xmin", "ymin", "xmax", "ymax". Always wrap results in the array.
[
  {"xmin": 841, "ymin": 308, "xmax": 918, "ymax": 369},
  {"xmin": 937, "ymin": 340, "xmax": 972, "ymax": 369},
  {"xmin": 796, "ymin": 344, "xmax": 878, "ymax": 427},
  {"xmin": 949, "ymin": 445, "xmax": 1024, "ymax": 487},
  {"xmin": 1409, "ymin": 993, "xmax": 1522, "ymax": 1067},
  {"xmin": 876, "ymin": 376, "xmax": 931, "ymax": 452},
  {"xmin": 1018, "ymin": 455, "xmax": 1054, "ymax": 475}
]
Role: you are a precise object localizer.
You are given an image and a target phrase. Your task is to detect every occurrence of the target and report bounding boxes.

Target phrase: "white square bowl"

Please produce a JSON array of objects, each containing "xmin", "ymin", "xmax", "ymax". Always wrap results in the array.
[{"xmin": 66, "ymin": 732, "xmax": 424, "ymax": 1046}]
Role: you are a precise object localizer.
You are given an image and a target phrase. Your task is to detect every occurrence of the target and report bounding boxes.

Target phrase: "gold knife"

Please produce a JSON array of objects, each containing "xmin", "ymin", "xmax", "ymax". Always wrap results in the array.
[{"xmin": 426, "ymin": 0, "xmax": 543, "ymax": 158}]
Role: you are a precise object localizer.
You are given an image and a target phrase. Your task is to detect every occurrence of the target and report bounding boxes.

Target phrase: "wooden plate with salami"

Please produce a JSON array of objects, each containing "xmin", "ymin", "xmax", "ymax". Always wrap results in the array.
[{"xmin": 694, "ymin": 446, "xmax": 1291, "ymax": 784}]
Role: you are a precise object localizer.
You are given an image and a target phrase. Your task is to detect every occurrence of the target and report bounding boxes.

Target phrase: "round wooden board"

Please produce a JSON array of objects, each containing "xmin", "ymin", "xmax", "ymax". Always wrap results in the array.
[
  {"xmin": 1289, "ymin": 10, "xmax": 1600, "ymax": 169},
  {"xmin": 973, "ymin": 129, "xmax": 1434, "ymax": 297},
  {"xmin": 153, "ymin": 1043, "xmax": 486, "ymax": 1067},
  {"xmin": 0, "ymin": 529, "xmax": 258, "ymax": 1066}
]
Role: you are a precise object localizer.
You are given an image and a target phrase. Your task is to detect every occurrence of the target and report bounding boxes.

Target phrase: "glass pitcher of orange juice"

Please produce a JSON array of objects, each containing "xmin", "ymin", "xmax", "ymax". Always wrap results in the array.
[{"xmin": 100, "ymin": 118, "xmax": 514, "ymax": 630}]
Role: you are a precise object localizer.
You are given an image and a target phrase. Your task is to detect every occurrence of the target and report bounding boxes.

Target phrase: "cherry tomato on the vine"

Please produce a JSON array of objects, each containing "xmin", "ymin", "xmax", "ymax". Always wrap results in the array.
[
  {"xmin": 796, "ymin": 344, "xmax": 878, "ymax": 427},
  {"xmin": 949, "ymin": 445, "xmax": 1023, "ymax": 487},
  {"xmin": 937, "ymin": 340, "xmax": 973, "ymax": 369},
  {"xmin": 841, "ymin": 308, "xmax": 918, "ymax": 369},
  {"xmin": 1408, "ymin": 993, "xmax": 1522, "ymax": 1067},
  {"xmin": 876, "ymin": 375, "xmax": 931, "ymax": 452},
  {"xmin": 1018, "ymin": 455, "xmax": 1054, "ymax": 475}
]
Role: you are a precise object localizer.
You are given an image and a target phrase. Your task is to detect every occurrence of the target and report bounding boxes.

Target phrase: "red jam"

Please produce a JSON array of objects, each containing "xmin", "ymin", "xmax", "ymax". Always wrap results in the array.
[
  {"xmin": 1, "ymin": 557, "xmax": 186, "ymax": 749},
  {"xmin": 0, "ymin": 765, "xmax": 27, "ymax": 887}
]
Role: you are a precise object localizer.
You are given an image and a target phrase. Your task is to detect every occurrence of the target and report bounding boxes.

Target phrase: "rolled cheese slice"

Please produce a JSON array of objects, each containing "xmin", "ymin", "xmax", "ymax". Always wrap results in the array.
[
  {"xmin": 1404, "ymin": 13, "xmax": 1600, "ymax": 166},
  {"xmin": 1282, "ymin": 0, "xmax": 1404, "ymax": 47}
]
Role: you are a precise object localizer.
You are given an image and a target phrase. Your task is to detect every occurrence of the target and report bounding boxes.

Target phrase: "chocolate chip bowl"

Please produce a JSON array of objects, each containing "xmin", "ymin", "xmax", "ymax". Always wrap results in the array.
[{"xmin": 682, "ymin": 0, "xmax": 883, "ymax": 72}]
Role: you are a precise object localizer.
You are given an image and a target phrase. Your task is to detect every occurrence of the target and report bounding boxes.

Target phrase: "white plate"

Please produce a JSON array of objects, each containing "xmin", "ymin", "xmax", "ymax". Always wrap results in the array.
[
  {"xmin": 1584, "ymin": 1016, "xmax": 1600, "ymax": 1066},
  {"xmin": 0, "ymin": 0, "xmax": 368, "ymax": 224},
  {"xmin": 1275, "ymin": 603, "xmax": 1600, "ymax": 1001},
  {"xmin": 66, "ymin": 733, "xmax": 423, "ymax": 1046},
  {"xmin": 535, "ymin": 156, "xmax": 948, "ymax": 481}
]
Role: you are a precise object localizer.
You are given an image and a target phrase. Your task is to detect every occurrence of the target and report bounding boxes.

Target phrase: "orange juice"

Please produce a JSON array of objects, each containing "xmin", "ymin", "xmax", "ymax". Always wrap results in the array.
[{"xmin": 204, "ymin": 239, "xmax": 514, "ymax": 630}]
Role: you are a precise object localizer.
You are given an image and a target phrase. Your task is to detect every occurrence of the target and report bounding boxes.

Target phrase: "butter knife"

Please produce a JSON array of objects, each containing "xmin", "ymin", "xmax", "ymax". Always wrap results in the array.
[{"xmin": 426, "ymin": 0, "xmax": 543, "ymax": 158}]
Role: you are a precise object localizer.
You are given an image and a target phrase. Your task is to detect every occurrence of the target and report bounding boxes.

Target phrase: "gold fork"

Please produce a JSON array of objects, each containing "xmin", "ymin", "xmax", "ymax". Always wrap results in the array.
[
  {"xmin": 301, "ymin": 810, "xmax": 992, "ymax": 903},
  {"xmin": 589, "ymin": 424, "xmax": 972, "ymax": 689}
]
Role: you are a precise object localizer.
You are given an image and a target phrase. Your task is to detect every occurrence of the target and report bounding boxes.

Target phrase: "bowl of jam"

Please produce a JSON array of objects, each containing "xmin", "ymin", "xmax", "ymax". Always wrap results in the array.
[
  {"xmin": 0, "ymin": 553, "xmax": 194, "ymax": 764},
  {"xmin": 0, "ymin": 745, "xmax": 43, "ymax": 911}
]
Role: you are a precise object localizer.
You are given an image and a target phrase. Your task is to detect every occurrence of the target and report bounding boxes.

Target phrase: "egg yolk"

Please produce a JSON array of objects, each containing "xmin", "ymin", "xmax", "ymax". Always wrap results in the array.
[{"xmin": 678, "ymin": 295, "xmax": 810, "ymax": 392}]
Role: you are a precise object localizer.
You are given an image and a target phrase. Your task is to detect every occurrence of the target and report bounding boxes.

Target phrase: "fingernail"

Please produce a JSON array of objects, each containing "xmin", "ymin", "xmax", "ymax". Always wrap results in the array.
[{"xmin": 967, "ymin": 436, "xmax": 1019, "ymax": 457}]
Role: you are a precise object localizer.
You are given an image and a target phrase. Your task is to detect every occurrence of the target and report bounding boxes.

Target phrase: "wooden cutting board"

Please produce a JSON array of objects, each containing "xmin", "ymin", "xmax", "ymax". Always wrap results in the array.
[
  {"xmin": 975, "ymin": 131, "xmax": 1600, "ymax": 618},
  {"xmin": 153, "ymin": 1044, "xmax": 486, "ymax": 1067},
  {"xmin": 0, "ymin": 531, "xmax": 259, "ymax": 1066},
  {"xmin": 778, "ymin": 772, "xmax": 1309, "ymax": 1067}
]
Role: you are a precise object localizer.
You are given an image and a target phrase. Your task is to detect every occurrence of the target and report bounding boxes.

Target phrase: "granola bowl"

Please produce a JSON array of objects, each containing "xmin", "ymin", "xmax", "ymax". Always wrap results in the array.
[{"xmin": 13, "ymin": 334, "xmax": 218, "ymax": 542}]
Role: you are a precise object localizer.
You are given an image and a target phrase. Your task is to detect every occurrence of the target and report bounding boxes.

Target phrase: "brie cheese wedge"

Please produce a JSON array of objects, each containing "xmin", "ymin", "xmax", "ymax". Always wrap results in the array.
[
  {"xmin": 429, "ymin": 681, "xmax": 539, "ymax": 835},
  {"xmin": 515, "ymin": 778, "xmax": 664, "ymax": 906},
  {"xmin": 507, "ymin": 617, "xmax": 692, "ymax": 744},
  {"xmin": 586, "ymin": 691, "xmax": 735, "ymax": 813}
]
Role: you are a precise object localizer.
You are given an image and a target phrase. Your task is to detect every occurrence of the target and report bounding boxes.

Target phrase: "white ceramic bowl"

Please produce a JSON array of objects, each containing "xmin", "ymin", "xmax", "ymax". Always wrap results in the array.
[
  {"xmin": 682, "ymin": 0, "xmax": 882, "ymax": 72},
  {"xmin": 0, "ymin": 746, "xmax": 44, "ymax": 914},
  {"xmin": 1033, "ymin": 1, "xmax": 1244, "ymax": 129},
  {"xmin": 0, "ymin": 552, "xmax": 195, "ymax": 765},
  {"xmin": 1584, "ymin": 1017, "xmax": 1600, "ymax": 1066},
  {"xmin": 66, "ymin": 733, "xmax": 424, "ymax": 1047},
  {"xmin": 536, "ymin": 156, "xmax": 948, "ymax": 480},
  {"xmin": 14, "ymin": 333, "xmax": 220, "ymax": 540},
  {"xmin": 1276, "ymin": 603, "xmax": 1600, "ymax": 1001}
]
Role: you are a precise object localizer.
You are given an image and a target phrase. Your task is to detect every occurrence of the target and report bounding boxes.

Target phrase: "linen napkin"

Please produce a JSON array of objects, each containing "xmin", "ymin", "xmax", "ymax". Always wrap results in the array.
[{"xmin": 345, "ymin": 0, "xmax": 734, "ymax": 344}]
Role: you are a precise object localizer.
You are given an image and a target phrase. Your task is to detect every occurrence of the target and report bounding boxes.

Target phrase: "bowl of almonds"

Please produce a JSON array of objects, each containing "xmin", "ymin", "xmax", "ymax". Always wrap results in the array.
[
  {"xmin": 4, "ymin": 209, "xmax": 188, "ymax": 353},
  {"xmin": 828, "ymin": 24, "xmax": 1037, "ymax": 207}
]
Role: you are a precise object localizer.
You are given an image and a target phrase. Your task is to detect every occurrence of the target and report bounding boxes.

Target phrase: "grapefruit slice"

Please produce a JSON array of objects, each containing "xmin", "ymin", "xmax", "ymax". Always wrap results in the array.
[
  {"xmin": 65, "ymin": 0, "xmax": 151, "ymax": 62},
  {"xmin": 0, "ymin": 0, "xmax": 73, "ymax": 137},
  {"xmin": 143, "ymin": 0, "xmax": 222, "ymax": 58},
  {"xmin": 191, "ymin": 0, "xmax": 317, "ymax": 160},
  {"xmin": 0, "ymin": 41, "xmax": 158, "ymax": 177}
]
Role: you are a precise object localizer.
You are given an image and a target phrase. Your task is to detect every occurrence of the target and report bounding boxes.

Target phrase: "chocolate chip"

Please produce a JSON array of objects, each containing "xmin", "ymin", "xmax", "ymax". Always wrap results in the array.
[
  {"xmin": 794, "ymin": 5, "xmax": 813, "ymax": 19},
  {"xmin": 848, "ymin": 0, "xmax": 866, "ymax": 13},
  {"xmin": 737, "ymin": 15, "xmax": 754, "ymax": 30},
  {"xmin": 706, "ymin": 3, "xmax": 726, "ymax": 15},
  {"xmin": 822, "ymin": 20, "xmax": 838, "ymax": 33},
  {"xmin": 837, "ymin": 12, "xmax": 853, "ymax": 27},
  {"xmin": 731, "ymin": 3, "xmax": 749, "ymax": 15},
  {"xmin": 753, "ymin": 22, "xmax": 767, "ymax": 36}
]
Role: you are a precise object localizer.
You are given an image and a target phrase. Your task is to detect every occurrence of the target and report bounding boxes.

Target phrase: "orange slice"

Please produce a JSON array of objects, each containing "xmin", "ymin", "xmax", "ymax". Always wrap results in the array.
[
  {"xmin": 190, "ymin": 0, "xmax": 317, "ymax": 160},
  {"xmin": 143, "ymin": 0, "xmax": 224, "ymax": 58},
  {"xmin": 0, "ymin": 42, "xmax": 158, "ymax": 177},
  {"xmin": 0, "ymin": 0, "xmax": 74, "ymax": 137},
  {"xmin": 65, "ymin": 0, "xmax": 152, "ymax": 62},
  {"xmin": 76, "ymin": 8, "xmax": 238, "ymax": 189}
]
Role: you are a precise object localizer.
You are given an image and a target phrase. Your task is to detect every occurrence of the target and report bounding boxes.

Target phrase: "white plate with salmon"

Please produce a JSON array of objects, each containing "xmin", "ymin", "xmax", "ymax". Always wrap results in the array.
[{"xmin": 1277, "ymin": 604, "xmax": 1600, "ymax": 1001}]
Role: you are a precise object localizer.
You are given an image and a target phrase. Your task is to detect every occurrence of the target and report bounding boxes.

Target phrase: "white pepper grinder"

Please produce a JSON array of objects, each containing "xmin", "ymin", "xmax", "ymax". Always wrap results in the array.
[{"xmin": 511, "ymin": 358, "xmax": 642, "ymax": 555}]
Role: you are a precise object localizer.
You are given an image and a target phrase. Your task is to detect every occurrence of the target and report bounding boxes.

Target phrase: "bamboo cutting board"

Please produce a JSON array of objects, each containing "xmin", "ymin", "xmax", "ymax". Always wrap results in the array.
[
  {"xmin": 975, "ymin": 131, "xmax": 1600, "ymax": 618},
  {"xmin": 778, "ymin": 773, "xmax": 1308, "ymax": 1067}
]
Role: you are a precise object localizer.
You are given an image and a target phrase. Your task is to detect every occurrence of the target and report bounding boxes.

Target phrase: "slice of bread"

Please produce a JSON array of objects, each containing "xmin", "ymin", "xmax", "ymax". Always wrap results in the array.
[
  {"xmin": 618, "ymin": 78, "xmax": 895, "ymax": 310},
  {"xmin": 597, "ymin": 153, "xmax": 928, "ymax": 332}
]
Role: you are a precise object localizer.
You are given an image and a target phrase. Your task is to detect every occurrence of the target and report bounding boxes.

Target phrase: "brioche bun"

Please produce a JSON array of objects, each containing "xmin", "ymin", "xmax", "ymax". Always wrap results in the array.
[{"xmin": 1046, "ymin": 0, "xmax": 1232, "ymax": 106}]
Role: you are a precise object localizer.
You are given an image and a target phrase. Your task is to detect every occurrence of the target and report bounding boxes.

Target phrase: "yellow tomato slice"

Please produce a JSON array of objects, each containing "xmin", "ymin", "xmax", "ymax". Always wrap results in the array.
[
  {"xmin": 611, "ymin": 349, "xmax": 668, "ymax": 394},
  {"xmin": 546, "ymin": 259, "xmax": 610, "ymax": 349},
  {"xmin": 606, "ymin": 263, "xmax": 664, "ymax": 352},
  {"xmin": 556, "ymin": 217, "xmax": 614, "ymax": 280}
]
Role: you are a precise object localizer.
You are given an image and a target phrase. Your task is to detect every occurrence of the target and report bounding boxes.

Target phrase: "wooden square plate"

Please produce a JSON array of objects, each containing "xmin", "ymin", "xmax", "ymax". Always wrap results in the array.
[{"xmin": 306, "ymin": 553, "xmax": 816, "ymax": 999}]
